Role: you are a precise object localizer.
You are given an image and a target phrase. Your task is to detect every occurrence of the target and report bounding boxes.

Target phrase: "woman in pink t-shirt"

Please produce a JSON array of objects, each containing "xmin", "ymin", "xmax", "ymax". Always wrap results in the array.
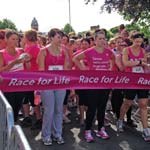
[
  {"xmin": 20, "ymin": 30, "xmax": 42, "ymax": 129},
  {"xmin": 73, "ymin": 31, "xmax": 114, "ymax": 142},
  {"xmin": 24, "ymin": 30, "xmax": 40, "ymax": 71}
]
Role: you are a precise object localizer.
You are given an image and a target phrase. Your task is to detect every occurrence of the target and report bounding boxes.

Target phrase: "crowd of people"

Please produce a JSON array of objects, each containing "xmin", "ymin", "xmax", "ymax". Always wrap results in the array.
[{"xmin": 0, "ymin": 24, "xmax": 150, "ymax": 146}]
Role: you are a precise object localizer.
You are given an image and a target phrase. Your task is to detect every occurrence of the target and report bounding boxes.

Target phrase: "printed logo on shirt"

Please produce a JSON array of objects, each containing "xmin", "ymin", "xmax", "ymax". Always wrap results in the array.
[{"xmin": 48, "ymin": 65, "xmax": 63, "ymax": 70}]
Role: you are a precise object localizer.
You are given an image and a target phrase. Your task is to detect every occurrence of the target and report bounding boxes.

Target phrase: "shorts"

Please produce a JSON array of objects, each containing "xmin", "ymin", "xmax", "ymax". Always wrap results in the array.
[{"xmin": 124, "ymin": 89, "xmax": 149, "ymax": 100}]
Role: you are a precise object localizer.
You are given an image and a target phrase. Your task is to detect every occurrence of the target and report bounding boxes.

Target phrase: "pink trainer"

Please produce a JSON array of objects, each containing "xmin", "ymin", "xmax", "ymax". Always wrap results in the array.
[
  {"xmin": 96, "ymin": 127, "xmax": 110, "ymax": 139},
  {"xmin": 84, "ymin": 130, "xmax": 94, "ymax": 143}
]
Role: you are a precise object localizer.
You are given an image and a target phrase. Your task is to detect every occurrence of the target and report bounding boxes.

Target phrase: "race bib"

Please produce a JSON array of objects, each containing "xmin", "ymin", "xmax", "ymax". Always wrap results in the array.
[
  {"xmin": 48, "ymin": 65, "xmax": 63, "ymax": 70},
  {"xmin": 132, "ymin": 66, "xmax": 144, "ymax": 73}
]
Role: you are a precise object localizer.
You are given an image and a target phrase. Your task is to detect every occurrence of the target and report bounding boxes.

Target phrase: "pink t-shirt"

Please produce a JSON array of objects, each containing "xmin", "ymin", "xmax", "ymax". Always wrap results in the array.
[
  {"xmin": 25, "ymin": 44, "xmax": 40, "ymax": 71},
  {"xmin": 125, "ymin": 47, "xmax": 145, "ymax": 73},
  {"xmin": 84, "ymin": 47, "xmax": 113, "ymax": 70},
  {"xmin": 2, "ymin": 48, "xmax": 24, "ymax": 72},
  {"xmin": 44, "ymin": 48, "xmax": 65, "ymax": 71}
]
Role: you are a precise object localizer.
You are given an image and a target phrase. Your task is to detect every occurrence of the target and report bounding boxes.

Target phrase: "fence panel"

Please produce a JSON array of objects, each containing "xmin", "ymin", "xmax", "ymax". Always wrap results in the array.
[
  {"xmin": 8, "ymin": 125, "xmax": 32, "ymax": 150},
  {"xmin": 0, "ymin": 91, "xmax": 14, "ymax": 150}
]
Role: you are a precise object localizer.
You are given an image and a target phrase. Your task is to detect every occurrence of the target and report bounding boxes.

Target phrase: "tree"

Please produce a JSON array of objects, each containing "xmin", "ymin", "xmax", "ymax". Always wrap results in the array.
[
  {"xmin": 0, "ymin": 19, "xmax": 17, "ymax": 30},
  {"xmin": 85, "ymin": 0, "xmax": 150, "ymax": 27},
  {"xmin": 63, "ymin": 23, "xmax": 75, "ymax": 34}
]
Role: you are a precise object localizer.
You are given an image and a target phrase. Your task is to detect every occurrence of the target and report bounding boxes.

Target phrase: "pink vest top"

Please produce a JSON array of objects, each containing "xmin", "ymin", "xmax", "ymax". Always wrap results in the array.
[
  {"xmin": 2, "ymin": 48, "xmax": 24, "ymax": 72},
  {"xmin": 125, "ymin": 47, "xmax": 145, "ymax": 73},
  {"xmin": 84, "ymin": 47, "xmax": 113, "ymax": 70},
  {"xmin": 45, "ymin": 48, "xmax": 65, "ymax": 70}
]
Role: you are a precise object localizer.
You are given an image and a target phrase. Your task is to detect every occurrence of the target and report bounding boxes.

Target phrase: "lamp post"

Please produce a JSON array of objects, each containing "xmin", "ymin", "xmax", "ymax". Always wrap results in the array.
[{"xmin": 68, "ymin": 0, "xmax": 71, "ymax": 26}]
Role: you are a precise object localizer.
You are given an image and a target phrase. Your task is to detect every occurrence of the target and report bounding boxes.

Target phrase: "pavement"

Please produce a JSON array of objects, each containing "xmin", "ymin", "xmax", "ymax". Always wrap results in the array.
[{"xmin": 22, "ymin": 106, "xmax": 150, "ymax": 150}]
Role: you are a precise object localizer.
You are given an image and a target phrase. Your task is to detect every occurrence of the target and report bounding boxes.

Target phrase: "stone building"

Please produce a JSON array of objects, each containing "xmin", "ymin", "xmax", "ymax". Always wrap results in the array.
[{"xmin": 31, "ymin": 17, "xmax": 38, "ymax": 31}]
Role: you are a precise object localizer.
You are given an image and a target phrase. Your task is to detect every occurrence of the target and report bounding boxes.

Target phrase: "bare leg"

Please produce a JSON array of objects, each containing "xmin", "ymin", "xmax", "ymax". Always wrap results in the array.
[
  {"xmin": 138, "ymin": 98, "xmax": 148, "ymax": 129},
  {"xmin": 119, "ymin": 99, "xmax": 133, "ymax": 120}
]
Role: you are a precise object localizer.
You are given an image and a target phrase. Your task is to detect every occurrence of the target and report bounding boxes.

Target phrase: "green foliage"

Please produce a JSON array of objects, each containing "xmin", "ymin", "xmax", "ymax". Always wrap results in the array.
[
  {"xmin": 0, "ymin": 18, "xmax": 17, "ymax": 30},
  {"xmin": 125, "ymin": 23, "xmax": 141, "ymax": 32},
  {"xmin": 110, "ymin": 26, "xmax": 119, "ymax": 35},
  {"xmin": 106, "ymin": 30, "xmax": 114, "ymax": 40},
  {"xmin": 85, "ymin": 0, "xmax": 150, "ymax": 27},
  {"xmin": 140, "ymin": 26, "xmax": 150, "ymax": 37},
  {"xmin": 63, "ymin": 23, "xmax": 75, "ymax": 34},
  {"xmin": 108, "ymin": 23, "xmax": 150, "ymax": 38}
]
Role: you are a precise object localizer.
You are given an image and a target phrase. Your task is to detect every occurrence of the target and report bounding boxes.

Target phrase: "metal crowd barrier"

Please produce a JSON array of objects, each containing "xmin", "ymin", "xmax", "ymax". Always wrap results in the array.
[
  {"xmin": 8, "ymin": 125, "xmax": 31, "ymax": 150},
  {"xmin": 0, "ymin": 91, "xmax": 14, "ymax": 150},
  {"xmin": 0, "ymin": 91, "xmax": 32, "ymax": 150}
]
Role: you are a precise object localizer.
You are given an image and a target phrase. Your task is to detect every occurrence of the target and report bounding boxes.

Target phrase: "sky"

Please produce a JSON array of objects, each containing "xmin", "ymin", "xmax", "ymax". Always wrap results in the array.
[{"xmin": 0, "ymin": 0, "xmax": 130, "ymax": 33}]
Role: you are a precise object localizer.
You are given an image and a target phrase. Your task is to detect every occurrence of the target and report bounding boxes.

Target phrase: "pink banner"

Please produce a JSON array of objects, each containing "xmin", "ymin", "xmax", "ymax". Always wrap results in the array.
[{"xmin": 0, "ymin": 71, "xmax": 150, "ymax": 92}]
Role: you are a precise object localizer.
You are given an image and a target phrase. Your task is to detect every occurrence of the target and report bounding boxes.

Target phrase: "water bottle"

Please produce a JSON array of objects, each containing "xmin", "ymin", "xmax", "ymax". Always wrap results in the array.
[{"xmin": 34, "ymin": 90, "xmax": 41, "ymax": 105}]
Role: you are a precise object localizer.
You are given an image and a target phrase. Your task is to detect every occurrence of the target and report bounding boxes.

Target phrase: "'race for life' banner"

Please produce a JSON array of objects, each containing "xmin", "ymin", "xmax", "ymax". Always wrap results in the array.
[{"xmin": 0, "ymin": 70, "xmax": 150, "ymax": 92}]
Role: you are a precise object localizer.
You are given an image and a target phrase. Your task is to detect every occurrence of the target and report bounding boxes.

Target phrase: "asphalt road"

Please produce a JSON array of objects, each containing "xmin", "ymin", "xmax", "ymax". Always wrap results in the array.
[{"xmin": 22, "ymin": 107, "xmax": 150, "ymax": 150}]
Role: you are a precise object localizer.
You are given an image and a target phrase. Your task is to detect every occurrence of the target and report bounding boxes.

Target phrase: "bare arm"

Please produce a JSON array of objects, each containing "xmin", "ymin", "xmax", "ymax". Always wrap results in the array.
[
  {"xmin": 0, "ymin": 52, "xmax": 24, "ymax": 72},
  {"xmin": 0, "ymin": 52, "xmax": 4, "ymax": 71},
  {"xmin": 37, "ymin": 49, "xmax": 46, "ymax": 71},
  {"xmin": 115, "ymin": 55, "xmax": 124, "ymax": 71},
  {"xmin": 109, "ymin": 53, "xmax": 115, "ymax": 71},
  {"xmin": 64, "ymin": 50, "xmax": 73, "ymax": 70},
  {"xmin": 72, "ymin": 52, "xmax": 88, "ymax": 70}
]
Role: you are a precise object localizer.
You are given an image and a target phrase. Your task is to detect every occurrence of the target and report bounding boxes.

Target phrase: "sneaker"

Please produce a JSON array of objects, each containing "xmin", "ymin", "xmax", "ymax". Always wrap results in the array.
[
  {"xmin": 21, "ymin": 116, "xmax": 32, "ymax": 128},
  {"xmin": 96, "ymin": 127, "xmax": 110, "ymax": 139},
  {"xmin": 84, "ymin": 130, "xmax": 94, "ymax": 143},
  {"xmin": 53, "ymin": 136, "xmax": 65, "ymax": 144},
  {"xmin": 63, "ymin": 115, "xmax": 71, "ymax": 124},
  {"xmin": 126, "ymin": 119, "xmax": 137, "ymax": 128},
  {"xmin": 142, "ymin": 128, "xmax": 150, "ymax": 142},
  {"xmin": 116, "ymin": 120, "xmax": 124, "ymax": 132},
  {"xmin": 43, "ymin": 137, "xmax": 52, "ymax": 146}
]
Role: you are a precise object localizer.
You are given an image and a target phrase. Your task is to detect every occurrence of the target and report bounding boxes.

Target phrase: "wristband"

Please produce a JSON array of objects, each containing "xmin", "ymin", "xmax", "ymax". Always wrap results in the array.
[{"xmin": 139, "ymin": 60, "xmax": 142, "ymax": 65}]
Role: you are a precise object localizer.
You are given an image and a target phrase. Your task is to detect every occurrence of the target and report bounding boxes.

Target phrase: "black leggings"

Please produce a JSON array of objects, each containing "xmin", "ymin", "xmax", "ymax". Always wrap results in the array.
[
  {"xmin": 63, "ymin": 90, "xmax": 70, "ymax": 105},
  {"xmin": 111, "ymin": 89, "xmax": 132, "ymax": 120},
  {"xmin": 4, "ymin": 92, "xmax": 25, "ymax": 122},
  {"xmin": 85, "ymin": 89, "xmax": 110, "ymax": 131},
  {"xmin": 75, "ymin": 89, "xmax": 89, "ymax": 106}
]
